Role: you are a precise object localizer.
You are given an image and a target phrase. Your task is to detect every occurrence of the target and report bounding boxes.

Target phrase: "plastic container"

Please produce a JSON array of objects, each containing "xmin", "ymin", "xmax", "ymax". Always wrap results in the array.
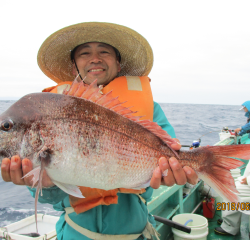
[
  {"xmin": 202, "ymin": 198, "xmax": 215, "ymax": 219},
  {"xmin": 219, "ymin": 132, "xmax": 231, "ymax": 141},
  {"xmin": 172, "ymin": 213, "xmax": 208, "ymax": 240},
  {"xmin": 0, "ymin": 214, "xmax": 58, "ymax": 240}
]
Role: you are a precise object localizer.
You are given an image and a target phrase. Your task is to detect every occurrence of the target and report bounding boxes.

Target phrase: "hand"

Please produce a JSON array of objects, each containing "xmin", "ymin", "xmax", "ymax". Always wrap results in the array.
[
  {"xmin": 234, "ymin": 128, "xmax": 241, "ymax": 134},
  {"xmin": 1, "ymin": 155, "xmax": 54, "ymax": 188},
  {"xmin": 239, "ymin": 177, "xmax": 247, "ymax": 185},
  {"xmin": 150, "ymin": 139, "xmax": 198, "ymax": 189}
]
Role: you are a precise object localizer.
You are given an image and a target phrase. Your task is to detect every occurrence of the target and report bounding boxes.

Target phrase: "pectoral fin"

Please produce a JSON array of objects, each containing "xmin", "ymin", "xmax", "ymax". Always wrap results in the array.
[
  {"xmin": 52, "ymin": 180, "xmax": 84, "ymax": 198},
  {"xmin": 22, "ymin": 166, "xmax": 41, "ymax": 188}
]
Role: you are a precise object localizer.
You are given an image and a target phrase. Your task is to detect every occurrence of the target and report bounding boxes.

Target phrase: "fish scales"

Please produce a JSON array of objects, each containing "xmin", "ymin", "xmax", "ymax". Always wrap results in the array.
[
  {"xmin": 43, "ymin": 118, "xmax": 165, "ymax": 189},
  {"xmin": 176, "ymin": 149, "xmax": 213, "ymax": 171}
]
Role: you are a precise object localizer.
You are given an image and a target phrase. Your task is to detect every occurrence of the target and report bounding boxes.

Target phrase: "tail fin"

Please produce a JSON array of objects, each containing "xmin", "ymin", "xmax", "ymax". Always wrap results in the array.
[
  {"xmin": 210, "ymin": 144, "xmax": 250, "ymax": 160},
  {"xmin": 196, "ymin": 145, "xmax": 250, "ymax": 202}
]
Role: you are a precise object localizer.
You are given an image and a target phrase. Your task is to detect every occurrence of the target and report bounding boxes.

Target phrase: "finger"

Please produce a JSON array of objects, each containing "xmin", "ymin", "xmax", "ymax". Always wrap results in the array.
[
  {"xmin": 42, "ymin": 170, "xmax": 55, "ymax": 188},
  {"xmin": 10, "ymin": 155, "xmax": 25, "ymax": 185},
  {"xmin": 1, "ymin": 158, "xmax": 11, "ymax": 182},
  {"xmin": 183, "ymin": 166, "xmax": 198, "ymax": 185},
  {"xmin": 22, "ymin": 159, "xmax": 54, "ymax": 188},
  {"xmin": 22, "ymin": 158, "xmax": 34, "ymax": 186},
  {"xmin": 150, "ymin": 167, "xmax": 162, "ymax": 189},
  {"xmin": 171, "ymin": 138, "xmax": 181, "ymax": 151},
  {"xmin": 168, "ymin": 157, "xmax": 187, "ymax": 185},
  {"xmin": 159, "ymin": 157, "xmax": 176, "ymax": 186}
]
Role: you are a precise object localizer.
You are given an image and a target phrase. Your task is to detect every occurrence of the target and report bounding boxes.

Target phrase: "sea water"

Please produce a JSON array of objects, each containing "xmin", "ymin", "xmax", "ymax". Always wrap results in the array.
[{"xmin": 0, "ymin": 101, "xmax": 245, "ymax": 226}]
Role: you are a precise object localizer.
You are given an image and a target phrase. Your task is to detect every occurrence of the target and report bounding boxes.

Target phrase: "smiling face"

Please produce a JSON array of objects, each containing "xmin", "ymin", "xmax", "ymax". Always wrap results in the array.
[{"xmin": 72, "ymin": 42, "xmax": 121, "ymax": 85}]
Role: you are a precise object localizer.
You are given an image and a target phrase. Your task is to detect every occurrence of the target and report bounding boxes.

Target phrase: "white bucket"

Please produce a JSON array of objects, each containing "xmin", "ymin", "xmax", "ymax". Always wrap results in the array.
[{"xmin": 172, "ymin": 214, "xmax": 208, "ymax": 240}]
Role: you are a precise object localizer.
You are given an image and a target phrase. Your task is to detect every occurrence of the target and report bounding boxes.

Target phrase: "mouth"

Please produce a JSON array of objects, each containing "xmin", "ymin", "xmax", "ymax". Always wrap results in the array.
[{"xmin": 88, "ymin": 69, "xmax": 105, "ymax": 73}]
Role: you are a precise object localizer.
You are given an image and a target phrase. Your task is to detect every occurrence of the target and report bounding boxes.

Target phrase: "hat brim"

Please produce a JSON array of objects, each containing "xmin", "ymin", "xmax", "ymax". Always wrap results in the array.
[
  {"xmin": 239, "ymin": 106, "xmax": 245, "ymax": 110},
  {"xmin": 37, "ymin": 22, "xmax": 153, "ymax": 83}
]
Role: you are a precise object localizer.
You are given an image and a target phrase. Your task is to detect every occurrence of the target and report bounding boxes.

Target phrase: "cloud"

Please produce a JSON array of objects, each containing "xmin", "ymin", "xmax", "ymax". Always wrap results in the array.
[{"xmin": 1, "ymin": 0, "xmax": 250, "ymax": 104}]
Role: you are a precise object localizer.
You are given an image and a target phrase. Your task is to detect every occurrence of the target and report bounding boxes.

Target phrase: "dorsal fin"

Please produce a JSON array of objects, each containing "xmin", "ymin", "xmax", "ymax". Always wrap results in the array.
[{"xmin": 64, "ymin": 78, "xmax": 179, "ymax": 157}]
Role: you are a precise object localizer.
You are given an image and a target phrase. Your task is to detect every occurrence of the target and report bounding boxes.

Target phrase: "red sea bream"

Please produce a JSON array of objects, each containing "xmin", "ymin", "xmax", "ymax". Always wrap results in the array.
[{"xmin": 1, "ymin": 79, "xmax": 250, "ymax": 213}]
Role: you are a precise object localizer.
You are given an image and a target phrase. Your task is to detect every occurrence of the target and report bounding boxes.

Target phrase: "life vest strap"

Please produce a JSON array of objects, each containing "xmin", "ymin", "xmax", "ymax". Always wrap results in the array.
[
  {"xmin": 129, "ymin": 193, "xmax": 146, "ymax": 204},
  {"xmin": 64, "ymin": 207, "xmax": 160, "ymax": 240}
]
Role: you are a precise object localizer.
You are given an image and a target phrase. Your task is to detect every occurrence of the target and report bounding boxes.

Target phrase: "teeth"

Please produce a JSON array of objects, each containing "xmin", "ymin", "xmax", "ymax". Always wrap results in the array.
[{"xmin": 89, "ymin": 69, "xmax": 104, "ymax": 72}]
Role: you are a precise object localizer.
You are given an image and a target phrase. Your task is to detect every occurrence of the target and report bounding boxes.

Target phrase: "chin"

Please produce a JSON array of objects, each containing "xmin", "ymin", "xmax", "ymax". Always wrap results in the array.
[{"xmin": 97, "ymin": 79, "xmax": 111, "ymax": 86}]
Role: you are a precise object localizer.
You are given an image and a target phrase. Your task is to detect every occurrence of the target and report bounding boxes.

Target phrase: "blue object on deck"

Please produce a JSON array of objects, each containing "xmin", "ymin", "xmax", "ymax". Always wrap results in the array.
[
  {"xmin": 192, "ymin": 141, "xmax": 200, "ymax": 148},
  {"xmin": 184, "ymin": 219, "xmax": 193, "ymax": 226}
]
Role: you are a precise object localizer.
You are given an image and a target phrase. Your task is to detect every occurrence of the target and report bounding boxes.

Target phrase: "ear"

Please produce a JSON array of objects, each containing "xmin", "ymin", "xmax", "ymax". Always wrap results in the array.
[
  {"xmin": 72, "ymin": 62, "xmax": 77, "ymax": 76},
  {"xmin": 117, "ymin": 61, "xmax": 121, "ymax": 73}
]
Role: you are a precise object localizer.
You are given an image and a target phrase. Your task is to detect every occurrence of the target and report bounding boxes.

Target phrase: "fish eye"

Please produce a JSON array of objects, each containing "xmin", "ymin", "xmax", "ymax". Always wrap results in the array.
[{"xmin": 1, "ymin": 119, "xmax": 14, "ymax": 131}]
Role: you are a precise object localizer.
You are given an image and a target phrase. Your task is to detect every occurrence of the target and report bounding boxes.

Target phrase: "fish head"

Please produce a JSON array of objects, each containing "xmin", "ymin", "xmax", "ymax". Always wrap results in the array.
[{"xmin": 0, "ymin": 93, "xmax": 47, "ymax": 162}]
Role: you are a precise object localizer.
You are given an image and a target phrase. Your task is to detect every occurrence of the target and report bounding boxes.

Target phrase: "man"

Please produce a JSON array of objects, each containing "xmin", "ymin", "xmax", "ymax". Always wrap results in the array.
[
  {"xmin": 215, "ymin": 101, "xmax": 250, "ymax": 236},
  {"xmin": 1, "ymin": 22, "xmax": 198, "ymax": 239},
  {"xmin": 235, "ymin": 101, "xmax": 250, "ymax": 140}
]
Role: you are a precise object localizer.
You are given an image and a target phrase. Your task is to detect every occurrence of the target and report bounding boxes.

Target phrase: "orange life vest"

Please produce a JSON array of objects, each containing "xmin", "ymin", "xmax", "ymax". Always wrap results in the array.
[
  {"xmin": 42, "ymin": 76, "xmax": 154, "ymax": 213},
  {"xmin": 43, "ymin": 76, "xmax": 154, "ymax": 121}
]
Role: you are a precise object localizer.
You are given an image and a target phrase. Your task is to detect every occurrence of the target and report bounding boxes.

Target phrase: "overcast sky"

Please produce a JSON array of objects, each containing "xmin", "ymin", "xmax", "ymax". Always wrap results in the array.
[{"xmin": 0, "ymin": 0, "xmax": 249, "ymax": 105}]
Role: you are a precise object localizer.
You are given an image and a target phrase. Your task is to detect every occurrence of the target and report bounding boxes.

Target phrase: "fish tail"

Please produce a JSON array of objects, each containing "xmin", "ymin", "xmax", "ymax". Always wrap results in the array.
[
  {"xmin": 198, "ymin": 169, "xmax": 239, "ymax": 203},
  {"xmin": 208, "ymin": 144, "xmax": 250, "ymax": 162},
  {"xmin": 195, "ymin": 145, "xmax": 250, "ymax": 202}
]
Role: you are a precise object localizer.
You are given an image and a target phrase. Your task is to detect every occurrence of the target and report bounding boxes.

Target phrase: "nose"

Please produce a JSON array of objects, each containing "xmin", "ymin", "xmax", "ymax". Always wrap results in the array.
[{"xmin": 90, "ymin": 53, "xmax": 102, "ymax": 64}]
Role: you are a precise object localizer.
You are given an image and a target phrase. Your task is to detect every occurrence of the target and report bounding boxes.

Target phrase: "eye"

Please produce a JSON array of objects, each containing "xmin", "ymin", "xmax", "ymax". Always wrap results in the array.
[
  {"xmin": 1, "ymin": 119, "xmax": 14, "ymax": 131},
  {"xmin": 101, "ymin": 51, "xmax": 109, "ymax": 54},
  {"xmin": 80, "ymin": 52, "xmax": 89, "ymax": 55}
]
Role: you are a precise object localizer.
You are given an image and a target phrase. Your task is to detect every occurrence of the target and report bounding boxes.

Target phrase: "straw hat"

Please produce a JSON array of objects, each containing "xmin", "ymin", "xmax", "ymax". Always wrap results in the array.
[{"xmin": 37, "ymin": 22, "xmax": 153, "ymax": 83}]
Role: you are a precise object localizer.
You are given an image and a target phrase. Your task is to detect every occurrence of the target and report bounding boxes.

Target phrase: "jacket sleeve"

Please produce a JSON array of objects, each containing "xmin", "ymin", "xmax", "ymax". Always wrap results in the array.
[
  {"xmin": 239, "ymin": 122, "xmax": 250, "ymax": 135},
  {"xmin": 153, "ymin": 102, "xmax": 176, "ymax": 138},
  {"xmin": 27, "ymin": 186, "xmax": 68, "ymax": 204}
]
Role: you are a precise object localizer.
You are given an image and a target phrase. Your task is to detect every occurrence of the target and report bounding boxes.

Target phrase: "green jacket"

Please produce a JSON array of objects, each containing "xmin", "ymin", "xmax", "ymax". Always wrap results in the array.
[{"xmin": 28, "ymin": 102, "xmax": 176, "ymax": 240}]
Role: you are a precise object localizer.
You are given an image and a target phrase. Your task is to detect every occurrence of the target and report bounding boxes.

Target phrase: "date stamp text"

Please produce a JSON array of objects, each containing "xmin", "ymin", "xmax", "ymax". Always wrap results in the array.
[{"xmin": 216, "ymin": 202, "xmax": 250, "ymax": 211}]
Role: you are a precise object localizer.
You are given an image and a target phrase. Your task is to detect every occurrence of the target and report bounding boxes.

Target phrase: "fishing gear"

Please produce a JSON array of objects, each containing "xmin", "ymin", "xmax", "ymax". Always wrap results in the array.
[
  {"xmin": 153, "ymin": 215, "xmax": 191, "ymax": 233},
  {"xmin": 181, "ymin": 127, "xmax": 237, "ymax": 148}
]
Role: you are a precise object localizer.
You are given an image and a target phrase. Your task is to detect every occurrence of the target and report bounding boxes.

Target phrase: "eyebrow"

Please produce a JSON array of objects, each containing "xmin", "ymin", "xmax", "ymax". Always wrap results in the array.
[{"xmin": 80, "ymin": 43, "xmax": 112, "ymax": 50}]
